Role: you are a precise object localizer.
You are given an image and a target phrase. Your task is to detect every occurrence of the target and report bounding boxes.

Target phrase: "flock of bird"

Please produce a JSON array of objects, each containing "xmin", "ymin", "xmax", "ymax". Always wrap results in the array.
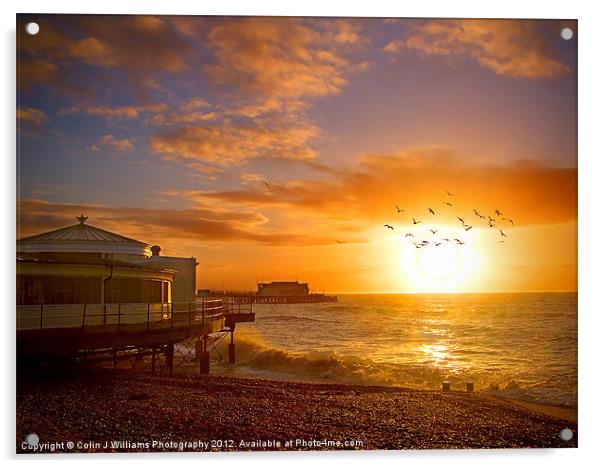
[
  {"xmin": 381, "ymin": 191, "xmax": 514, "ymax": 249},
  {"xmin": 261, "ymin": 180, "xmax": 513, "ymax": 248}
]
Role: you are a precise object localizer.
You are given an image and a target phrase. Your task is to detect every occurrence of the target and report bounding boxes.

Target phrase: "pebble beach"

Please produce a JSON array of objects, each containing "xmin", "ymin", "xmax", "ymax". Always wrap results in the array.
[{"xmin": 16, "ymin": 369, "xmax": 577, "ymax": 452}]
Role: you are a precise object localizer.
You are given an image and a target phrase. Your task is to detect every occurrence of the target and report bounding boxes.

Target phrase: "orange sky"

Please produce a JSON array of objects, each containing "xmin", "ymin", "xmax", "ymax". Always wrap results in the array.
[{"xmin": 17, "ymin": 16, "xmax": 577, "ymax": 293}]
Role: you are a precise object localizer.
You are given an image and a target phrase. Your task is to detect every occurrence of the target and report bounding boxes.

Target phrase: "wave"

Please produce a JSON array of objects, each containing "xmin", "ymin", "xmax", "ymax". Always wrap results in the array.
[{"xmin": 212, "ymin": 330, "xmax": 576, "ymax": 407}]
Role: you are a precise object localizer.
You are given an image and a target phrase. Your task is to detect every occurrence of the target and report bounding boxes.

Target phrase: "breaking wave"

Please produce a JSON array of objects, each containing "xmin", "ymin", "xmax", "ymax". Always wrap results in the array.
[{"xmin": 212, "ymin": 330, "xmax": 576, "ymax": 407}]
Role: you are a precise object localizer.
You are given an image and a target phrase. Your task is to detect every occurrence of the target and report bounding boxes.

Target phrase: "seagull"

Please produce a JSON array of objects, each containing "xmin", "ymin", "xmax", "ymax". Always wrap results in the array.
[
  {"xmin": 457, "ymin": 217, "xmax": 465, "ymax": 224},
  {"xmin": 464, "ymin": 225, "xmax": 473, "ymax": 231},
  {"xmin": 412, "ymin": 218, "xmax": 421, "ymax": 225},
  {"xmin": 430, "ymin": 229, "xmax": 438, "ymax": 235},
  {"xmin": 434, "ymin": 242, "xmax": 442, "ymax": 247},
  {"xmin": 336, "ymin": 240, "xmax": 346, "ymax": 244},
  {"xmin": 488, "ymin": 220, "xmax": 495, "ymax": 228},
  {"xmin": 413, "ymin": 242, "xmax": 423, "ymax": 249},
  {"xmin": 420, "ymin": 240, "xmax": 430, "ymax": 245},
  {"xmin": 473, "ymin": 209, "xmax": 481, "ymax": 216},
  {"xmin": 428, "ymin": 208, "xmax": 435, "ymax": 215},
  {"xmin": 405, "ymin": 233, "xmax": 414, "ymax": 238},
  {"xmin": 444, "ymin": 202, "xmax": 453, "ymax": 207},
  {"xmin": 454, "ymin": 239, "xmax": 465, "ymax": 245},
  {"xmin": 442, "ymin": 238, "xmax": 452, "ymax": 242},
  {"xmin": 384, "ymin": 224, "xmax": 394, "ymax": 230},
  {"xmin": 488, "ymin": 215, "xmax": 495, "ymax": 223},
  {"xmin": 263, "ymin": 180, "xmax": 270, "ymax": 188},
  {"xmin": 446, "ymin": 191, "xmax": 454, "ymax": 197},
  {"xmin": 396, "ymin": 206, "xmax": 405, "ymax": 213},
  {"xmin": 502, "ymin": 217, "xmax": 514, "ymax": 225},
  {"xmin": 500, "ymin": 229, "xmax": 507, "ymax": 238},
  {"xmin": 495, "ymin": 209, "xmax": 503, "ymax": 216},
  {"xmin": 499, "ymin": 240, "xmax": 505, "ymax": 244}
]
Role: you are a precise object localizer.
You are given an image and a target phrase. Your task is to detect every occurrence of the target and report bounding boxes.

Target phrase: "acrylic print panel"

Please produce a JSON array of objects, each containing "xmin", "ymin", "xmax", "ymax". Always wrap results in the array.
[{"xmin": 16, "ymin": 14, "xmax": 577, "ymax": 453}]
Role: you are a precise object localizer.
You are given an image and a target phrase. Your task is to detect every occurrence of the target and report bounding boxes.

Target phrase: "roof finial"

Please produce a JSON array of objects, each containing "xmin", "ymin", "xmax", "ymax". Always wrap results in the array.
[{"xmin": 76, "ymin": 214, "xmax": 88, "ymax": 224}]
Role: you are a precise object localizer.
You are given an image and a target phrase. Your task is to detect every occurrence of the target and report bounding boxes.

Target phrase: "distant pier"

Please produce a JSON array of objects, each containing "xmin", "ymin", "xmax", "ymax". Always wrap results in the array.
[{"xmin": 209, "ymin": 292, "xmax": 338, "ymax": 304}]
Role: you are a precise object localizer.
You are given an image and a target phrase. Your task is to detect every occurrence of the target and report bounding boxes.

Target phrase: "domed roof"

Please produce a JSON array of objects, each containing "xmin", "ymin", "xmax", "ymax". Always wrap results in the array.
[{"xmin": 17, "ymin": 215, "xmax": 152, "ymax": 257}]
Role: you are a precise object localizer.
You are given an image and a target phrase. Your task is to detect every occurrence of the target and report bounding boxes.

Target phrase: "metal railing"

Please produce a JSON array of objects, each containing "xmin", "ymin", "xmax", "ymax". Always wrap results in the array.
[{"xmin": 16, "ymin": 299, "xmax": 224, "ymax": 331}]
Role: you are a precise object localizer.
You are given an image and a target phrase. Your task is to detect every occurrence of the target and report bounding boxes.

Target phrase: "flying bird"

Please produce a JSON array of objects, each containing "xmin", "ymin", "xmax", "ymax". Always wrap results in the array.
[
  {"xmin": 495, "ymin": 209, "xmax": 503, "ymax": 216},
  {"xmin": 413, "ymin": 242, "xmax": 423, "ymax": 249},
  {"xmin": 502, "ymin": 217, "xmax": 515, "ymax": 225},
  {"xmin": 457, "ymin": 217, "xmax": 465, "ymax": 224},
  {"xmin": 384, "ymin": 224, "xmax": 394, "ymax": 230},
  {"xmin": 500, "ymin": 229, "xmax": 507, "ymax": 238},
  {"xmin": 430, "ymin": 229, "xmax": 438, "ymax": 235},
  {"xmin": 396, "ymin": 206, "xmax": 405, "ymax": 213},
  {"xmin": 434, "ymin": 242, "xmax": 442, "ymax": 246},
  {"xmin": 262, "ymin": 180, "xmax": 270, "ymax": 188},
  {"xmin": 405, "ymin": 233, "xmax": 414, "ymax": 238},
  {"xmin": 446, "ymin": 191, "xmax": 454, "ymax": 197},
  {"xmin": 412, "ymin": 218, "xmax": 421, "ymax": 225},
  {"xmin": 420, "ymin": 240, "xmax": 430, "ymax": 245},
  {"xmin": 442, "ymin": 238, "xmax": 452, "ymax": 242},
  {"xmin": 473, "ymin": 209, "xmax": 481, "ymax": 217},
  {"xmin": 454, "ymin": 239, "xmax": 466, "ymax": 245},
  {"xmin": 499, "ymin": 240, "xmax": 505, "ymax": 244},
  {"xmin": 488, "ymin": 220, "xmax": 495, "ymax": 228},
  {"xmin": 336, "ymin": 240, "xmax": 346, "ymax": 244},
  {"xmin": 464, "ymin": 225, "xmax": 473, "ymax": 231},
  {"xmin": 428, "ymin": 208, "xmax": 435, "ymax": 215},
  {"xmin": 444, "ymin": 202, "xmax": 453, "ymax": 207}
]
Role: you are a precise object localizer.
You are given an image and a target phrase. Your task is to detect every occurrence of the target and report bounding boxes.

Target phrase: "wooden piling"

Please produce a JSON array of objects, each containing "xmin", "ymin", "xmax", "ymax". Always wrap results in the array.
[
  {"xmin": 166, "ymin": 343, "xmax": 174, "ymax": 376},
  {"xmin": 466, "ymin": 382, "xmax": 474, "ymax": 392},
  {"xmin": 442, "ymin": 381, "xmax": 451, "ymax": 391},
  {"xmin": 199, "ymin": 351, "xmax": 210, "ymax": 375}
]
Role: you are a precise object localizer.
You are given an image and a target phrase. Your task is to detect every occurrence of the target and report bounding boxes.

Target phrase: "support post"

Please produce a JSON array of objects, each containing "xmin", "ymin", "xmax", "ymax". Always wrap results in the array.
[
  {"xmin": 199, "ymin": 336, "xmax": 210, "ymax": 375},
  {"xmin": 228, "ymin": 330, "xmax": 235, "ymax": 364},
  {"xmin": 166, "ymin": 343, "xmax": 174, "ymax": 376},
  {"xmin": 151, "ymin": 348, "xmax": 156, "ymax": 375}
]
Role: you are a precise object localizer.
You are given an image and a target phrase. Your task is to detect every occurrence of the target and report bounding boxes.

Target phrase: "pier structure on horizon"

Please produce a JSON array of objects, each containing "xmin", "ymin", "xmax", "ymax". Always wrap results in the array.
[{"xmin": 197, "ymin": 280, "xmax": 338, "ymax": 304}]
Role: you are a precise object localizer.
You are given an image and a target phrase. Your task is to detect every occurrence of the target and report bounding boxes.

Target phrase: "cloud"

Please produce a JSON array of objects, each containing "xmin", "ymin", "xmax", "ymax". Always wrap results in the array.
[
  {"xmin": 386, "ymin": 20, "xmax": 572, "ymax": 79},
  {"xmin": 17, "ymin": 15, "xmax": 193, "ymax": 92},
  {"xmin": 59, "ymin": 103, "xmax": 167, "ymax": 119},
  {"xmin": 17, "ymin": 107, "xmax": 48, "ymax": 127},
  {"xmin": 149, "ymin": 120, "xmax": 319, "ymax": 167},
  {"xmin": 17, "ymin": 199, "xmax": 332, "ymax": 247},
  {"xmin": 203, "ymin": 18, "xmax": 367, "ymax": 114},
  {"xmin": 93, "ymin": 134, "xmax": 135, "ymax": 152},
  {"xmin": 187, "ymin": 146, "xmax": 577, "ymax": 226}
]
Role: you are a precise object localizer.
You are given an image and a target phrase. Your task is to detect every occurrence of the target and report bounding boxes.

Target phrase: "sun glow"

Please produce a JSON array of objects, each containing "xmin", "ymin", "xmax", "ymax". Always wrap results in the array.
[{"xmin": 401, "ymin": 227, "xmax": 481, "ymax": 292}]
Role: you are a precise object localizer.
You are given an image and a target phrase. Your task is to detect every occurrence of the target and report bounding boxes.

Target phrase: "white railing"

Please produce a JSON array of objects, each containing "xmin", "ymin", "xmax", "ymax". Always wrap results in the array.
[{"xmin": 16, "ymin": 299, "xmax": 224, "ymax": 331}]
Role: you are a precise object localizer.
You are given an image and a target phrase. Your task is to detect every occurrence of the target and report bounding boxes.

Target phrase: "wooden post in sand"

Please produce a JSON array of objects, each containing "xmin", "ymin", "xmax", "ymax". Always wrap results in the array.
[
  {"xmin": 442, "ymin": 381, "xmax": 451, "ymax": 391},
  {"xmin": 466, "ymin": 382, "xmax": 474, "ymax": 392}
]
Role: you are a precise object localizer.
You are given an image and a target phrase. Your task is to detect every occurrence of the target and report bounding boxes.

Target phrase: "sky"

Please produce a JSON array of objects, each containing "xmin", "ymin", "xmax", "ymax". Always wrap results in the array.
[{"xmin": 16, "ymin": 15, "xmax": 577, "ymax": 293}]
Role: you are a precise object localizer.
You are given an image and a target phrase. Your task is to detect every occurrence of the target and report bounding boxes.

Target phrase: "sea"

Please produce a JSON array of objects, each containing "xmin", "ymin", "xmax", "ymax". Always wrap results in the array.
[{"xmin": 212, "ymin": 293, "xmax": 577, "ymax": 408}]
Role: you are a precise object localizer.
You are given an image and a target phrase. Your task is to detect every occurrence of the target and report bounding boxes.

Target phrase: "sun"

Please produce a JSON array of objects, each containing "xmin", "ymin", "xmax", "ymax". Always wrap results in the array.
[{"xmin": 400, "ymin": 228, "xmax": 480, "ymax": 292}]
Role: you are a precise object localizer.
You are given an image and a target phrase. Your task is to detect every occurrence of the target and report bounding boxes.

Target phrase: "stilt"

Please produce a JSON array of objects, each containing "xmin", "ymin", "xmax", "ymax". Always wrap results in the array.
[
  {"xmin": 199, "ymin": 335, "xmax": 210, "ymax": 375},
  {"xmin": 151, "ymin": 348, "xmax": 156, "ymax": 375},
  {"xmin": 166, "ymin": 343, "xmax": 174, "ymax": 376},
  {"xmin": 195, "ymin": 337, "xmax": 204, "ymax": 360},
  {"xmin": 228, "ymin": 330, "xmax": 235, "ymax": 364}
]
